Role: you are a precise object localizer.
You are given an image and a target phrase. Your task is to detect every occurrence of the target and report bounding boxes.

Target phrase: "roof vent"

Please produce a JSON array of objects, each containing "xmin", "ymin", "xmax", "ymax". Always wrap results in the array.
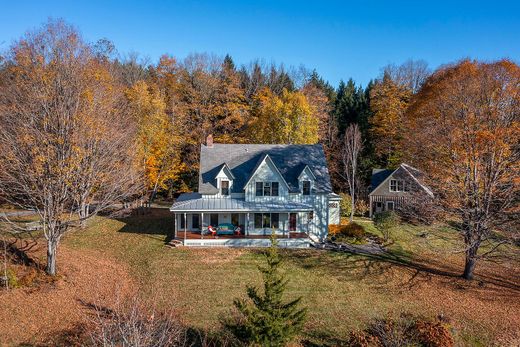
[{"xmin": 206, "ymin": 134, "xmax": 214, "ymax": 148}]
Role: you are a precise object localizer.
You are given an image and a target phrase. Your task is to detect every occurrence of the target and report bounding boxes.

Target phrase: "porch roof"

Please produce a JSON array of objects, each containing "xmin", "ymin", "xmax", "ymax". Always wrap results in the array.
[{"xmin": 170, "ymin": 195, "xmax": 313, "ymax": 213}]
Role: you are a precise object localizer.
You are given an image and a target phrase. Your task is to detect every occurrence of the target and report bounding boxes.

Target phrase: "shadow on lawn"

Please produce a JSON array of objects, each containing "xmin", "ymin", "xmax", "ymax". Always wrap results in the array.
[
  {"xmin": 115, "ymin": 207, "xmax": 174, "ymax": 243},
  {"xmin": 285, "ymin": 245, "xmax": 520, "ymax": 296}
]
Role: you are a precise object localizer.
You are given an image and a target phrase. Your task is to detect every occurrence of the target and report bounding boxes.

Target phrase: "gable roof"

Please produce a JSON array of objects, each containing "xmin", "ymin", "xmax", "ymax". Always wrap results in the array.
[
  {"xmin": 369, "ymin": 163, "xmax": 433, "ymax": 197},
  {"xmin": 198, "ymin": 143, "xmax": 333, "ymax": 194},
  {"xmin": 216, "ymin": 163, "xmax": 235, "ymax": 180},
  {"xmin": 298, "ymin": 165, "xmax": 317, "ymax": 180},
  {"xmin": 243, "ymin": 153, "xmax": 290, "ymax": 190}
]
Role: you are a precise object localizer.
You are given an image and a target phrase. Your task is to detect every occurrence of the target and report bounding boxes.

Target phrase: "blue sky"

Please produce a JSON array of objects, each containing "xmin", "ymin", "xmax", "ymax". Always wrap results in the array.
[{"xmin": 1, "ymin": 0, "xmax": 519, "ymax": 86}]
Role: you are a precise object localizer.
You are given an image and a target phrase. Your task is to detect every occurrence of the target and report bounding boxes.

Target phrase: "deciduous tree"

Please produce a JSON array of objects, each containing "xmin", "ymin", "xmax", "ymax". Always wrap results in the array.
[
  {"xmin": 0, "ymin": 19, "xmax": 142, "ymax": 275},
  {"xmin": 404, "ymin": 59, "xmax": 520, "ymax": 280}
]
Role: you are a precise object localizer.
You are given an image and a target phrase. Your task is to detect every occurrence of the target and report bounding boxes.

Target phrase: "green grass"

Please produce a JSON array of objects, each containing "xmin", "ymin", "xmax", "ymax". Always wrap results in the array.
[{"xmin": 61, "ymin": 211, "xmax": 519, "ymax": 346}]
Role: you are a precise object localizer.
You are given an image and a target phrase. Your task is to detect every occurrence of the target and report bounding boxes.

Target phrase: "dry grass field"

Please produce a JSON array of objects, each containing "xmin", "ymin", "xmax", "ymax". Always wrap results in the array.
[{"xmin": 1, "ymin": 208, "xmax": 519, "ymax": 346}]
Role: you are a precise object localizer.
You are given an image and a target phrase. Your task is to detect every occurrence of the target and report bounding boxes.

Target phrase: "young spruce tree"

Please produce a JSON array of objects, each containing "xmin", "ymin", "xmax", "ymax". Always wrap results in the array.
[{"xmin": 226, "ymin": 235, "xmax": 306, "ymax": 346}]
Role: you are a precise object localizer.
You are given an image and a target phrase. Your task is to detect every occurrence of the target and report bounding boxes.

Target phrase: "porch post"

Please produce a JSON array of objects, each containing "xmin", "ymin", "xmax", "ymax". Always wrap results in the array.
[
  {"xmin": 201, "ymin": 212, "xmax": 204, "ymax": 239},
  {"xmin": 287, "ymin": 212, "xmax": 290, "ymax": 239},
  {"xmin": 184, "ymin": 212, "xmax": 187, "ymax": 243},
  {"xmin": 369, "ymin": 196, "xmax": 373, "ymax": 218},
  {"xmin": 174, "ymin": 213, "xmax": 177, "ymax": 239},
  {"xmin": 246, "ymin": 213, "xmax": 250, "ymax": 236}
]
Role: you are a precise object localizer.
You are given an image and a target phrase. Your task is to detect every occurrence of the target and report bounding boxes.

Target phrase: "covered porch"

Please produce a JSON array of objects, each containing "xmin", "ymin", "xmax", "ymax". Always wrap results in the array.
[{"xmin": 170, "ymin": 196, "xmax": 315, "ymax": 247}]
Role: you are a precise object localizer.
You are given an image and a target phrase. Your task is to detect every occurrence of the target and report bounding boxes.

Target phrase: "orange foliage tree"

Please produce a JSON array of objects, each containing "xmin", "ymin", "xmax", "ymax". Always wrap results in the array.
[
  {"xmin": 404, "ymin": 60, "xmax": 520, "ymax": 280},
  {"xmin": 369, "ymin": 73, "xmax": 411, "ymax": 168}
]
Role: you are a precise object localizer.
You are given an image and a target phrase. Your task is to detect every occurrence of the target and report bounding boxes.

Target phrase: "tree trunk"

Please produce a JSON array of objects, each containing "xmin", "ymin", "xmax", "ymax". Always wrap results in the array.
[
  {"xmin": 350, "ymin": 191, "xmax": 355, "ymax": 222},
  {"xmin": 462, "ymin": 243, "xmax": 479, "ymax": 280},
  {"xmin": 46, "ymin": 239, "xmax": 57, "ymax": 276},
  {"xmin": 79, "ymin": 201, "xmax": 89, "ymax": 228}
]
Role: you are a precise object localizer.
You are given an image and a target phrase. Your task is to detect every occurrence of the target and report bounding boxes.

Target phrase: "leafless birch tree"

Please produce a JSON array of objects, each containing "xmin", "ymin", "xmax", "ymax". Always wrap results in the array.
[{"xmin": 342, "ymin": 124, "xmax": 363, "ymax": 222}]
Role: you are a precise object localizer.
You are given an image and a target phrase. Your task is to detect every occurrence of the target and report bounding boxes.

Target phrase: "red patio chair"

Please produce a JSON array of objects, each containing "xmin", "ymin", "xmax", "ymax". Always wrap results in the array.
[{"xmin": 208, "ymin": 225, "xmax": 217, "ymax": 237}]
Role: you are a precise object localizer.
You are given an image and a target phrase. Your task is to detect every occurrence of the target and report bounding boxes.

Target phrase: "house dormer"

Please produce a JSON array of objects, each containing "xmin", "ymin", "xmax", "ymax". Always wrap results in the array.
[
  {"xmin": 215, "ymin": 163, "xmax": 235, "ymax": 196},
  {"xmin": 298, "ymin": 165, "xmax": 316, "ymax": 196},
  {"xmin": 244, "ymin": 154, "xmax": 289, "ymax": 200}
]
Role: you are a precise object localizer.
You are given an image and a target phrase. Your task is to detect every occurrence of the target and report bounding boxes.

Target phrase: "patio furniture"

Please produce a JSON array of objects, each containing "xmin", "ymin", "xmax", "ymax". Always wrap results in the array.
[
  {"xmin": 234, "ymin": 226, "xmax": 242, "ymax": 236},
  {"xmin": 217, "ymin": 223, "xmax": 235, "ymax": 235},
  {"xmin": 207, "ymin": 225, "xmax": 217, "ymax": 236}
]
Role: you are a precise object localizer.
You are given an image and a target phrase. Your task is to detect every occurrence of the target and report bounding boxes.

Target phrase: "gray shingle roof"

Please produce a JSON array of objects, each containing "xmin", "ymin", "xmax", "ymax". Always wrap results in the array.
[
  {"xmin": 370, "ymin": 168, "xmax": 394, "ymax": 191},
  {"xmin": 198, "ymin": 144, "xmax": 333, "ymax": 194}
]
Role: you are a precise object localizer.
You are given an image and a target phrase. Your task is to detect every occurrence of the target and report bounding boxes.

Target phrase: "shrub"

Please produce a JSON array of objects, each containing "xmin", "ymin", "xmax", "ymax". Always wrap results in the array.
[
  {"xmin": 373, "ymin": 211, "xmax": 399, "ymax": 241},
  {"xmin": 6, "ymin": 268, "xmax": 20, "ymax": 288},
  {"xmin": 355, "ymin": 199, "xmax": 370, "ymax": 217},
  {"xmin": 339, "ymin": 193, "xmax": 352, "ymax": 217},
  {"xmin": 329, "ymin": 222, "xmax": 366, "ymax": 239},
  {"xmin": 348, "ymin": 314, "xmax": 454, "ymax": 347}
]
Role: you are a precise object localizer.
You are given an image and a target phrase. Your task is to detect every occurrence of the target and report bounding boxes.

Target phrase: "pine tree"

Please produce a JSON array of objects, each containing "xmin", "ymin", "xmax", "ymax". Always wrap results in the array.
[{"xmin": 226, "ymin": 236, "xmax": 307, "ymax": 346}]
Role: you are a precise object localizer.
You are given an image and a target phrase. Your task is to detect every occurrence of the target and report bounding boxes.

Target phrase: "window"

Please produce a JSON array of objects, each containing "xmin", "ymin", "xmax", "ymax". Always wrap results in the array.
[
  {"xmin": 192, "ymin": 215, "xmax": 200, "ymax": 229},
  {"xmin": 271, "ymin": 213, "xmax": 279, "ymax": 228},
  {"xmin": 254, "ymin": 213, "xmax": 278, "ymax": 229},
  {"xmin": 308, "ymin": 211, "xmax": 314, "ymax": 220},
  {"xmin": 272, "ymin": 182, "xmax": 279, "ymax": 196},
  {"xmin": 390, "ymin": 179, "xmax": 405, "ymax": 192},
  {"xmin": 254, "ymin": 213, "xmax": 263, "ymax": 228},
  {"xmin": 180, "ymin": 214, "xmax": 186, "ymax": 229},
  {"xmin": 263, "ymin": 213, "xmax": 271, "ymax": 228},
  {"xmin": 387, "ymin": 201, "xmax": 395, "ymax": 211},
  {"xmin": 263, "ymin": 182, "xmax": 272, "ymax": 196},
  {"xmin": 302, "ymin": 181, "xmax": 311, "ymax": 195},
  {"xmin": 231, "ymin": 213, "xmax": 239, "ymax": 226},
  {"xmin": 256, "ymin": 182, "xmax": 263, "ymax": 196},
  {"xmin": 256, "ymin": 182, "xmax": 279, "ymax": 197},
  {"xmin": 221, "ymin": 180, "xmax": 230, "ymax": 196},
  {"xmin": 210, "ymin": 214, "xmax": 218, "ymax": 227}
]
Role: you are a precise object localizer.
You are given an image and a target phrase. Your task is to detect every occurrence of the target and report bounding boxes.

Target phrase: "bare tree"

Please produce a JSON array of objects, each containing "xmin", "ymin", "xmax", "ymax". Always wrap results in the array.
[
  {"xmin": 0, "ymin": 19, "xmax": 143, "ymax": 275},
  {"xmin": 342, "ymin": 124, "xmax": 363, "ymax": 222},
  {"xmin": 89, "ymin": 295, "xmax": 187, "ymax": 347},
  {"xmin": 382, "ymin": 59, "xmax": 431, "ymax": 93}
]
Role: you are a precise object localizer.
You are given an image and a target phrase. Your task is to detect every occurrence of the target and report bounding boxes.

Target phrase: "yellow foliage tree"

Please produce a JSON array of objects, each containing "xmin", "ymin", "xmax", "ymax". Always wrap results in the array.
[
  {"xmin": 126, "ymin": 81, "xmax": 184, "ymax": 197},
  {"xmin": 248, "ymin": 88, "xmax": 319, "ymax": 144}
]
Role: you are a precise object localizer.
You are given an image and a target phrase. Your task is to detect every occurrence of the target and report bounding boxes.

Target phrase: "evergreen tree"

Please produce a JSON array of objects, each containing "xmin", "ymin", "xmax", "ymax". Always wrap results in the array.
[{"xmin": 226, "ymin": 236, "xmax": 307, "ymax": 346}]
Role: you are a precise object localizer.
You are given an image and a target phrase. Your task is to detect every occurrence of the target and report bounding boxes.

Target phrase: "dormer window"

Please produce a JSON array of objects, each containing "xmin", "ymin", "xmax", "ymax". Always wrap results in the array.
[
  {"xmin": 221, "ymin": 180, "xmax": 230, "ymax": 196},
  {"xmin": 302, "ymin": 181, "xmax": 311, "ymax": 195}
]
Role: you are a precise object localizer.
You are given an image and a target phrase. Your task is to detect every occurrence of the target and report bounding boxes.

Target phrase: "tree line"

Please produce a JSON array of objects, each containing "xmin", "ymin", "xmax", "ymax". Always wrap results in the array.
[{"xmin": 0, "ymin": 19, "xmax": 518, "ymax": 280}]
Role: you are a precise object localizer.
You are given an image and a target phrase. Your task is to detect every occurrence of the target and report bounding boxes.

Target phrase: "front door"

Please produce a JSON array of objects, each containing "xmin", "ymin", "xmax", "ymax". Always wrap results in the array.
[{"xmin": 289, "ymin": 213, "xmax": 297, "ymax": 231}]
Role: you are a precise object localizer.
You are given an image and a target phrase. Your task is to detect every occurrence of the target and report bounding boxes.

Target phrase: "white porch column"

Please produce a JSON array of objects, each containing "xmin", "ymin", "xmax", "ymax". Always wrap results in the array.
[
  {"xmin": 246, "ymin": 213, "xmax": 250, "ymax": 236},
  {"xmin": 174, "ymin": 213, "xmax": 177, "ymax": 238},
  {"xmin": 184, "ymin": 213, "xmax": 187, "ymax": 243},
  {"xmin": 201, "ymin": 212, "xmax": 204, "ymax": 239},
  {"xmin": 369, "ymin": 196, "xmax": 373, "ymax": 218},
  {"xmin": 287, "ymin": 212, "xmax": 290, "ymax": 239}
]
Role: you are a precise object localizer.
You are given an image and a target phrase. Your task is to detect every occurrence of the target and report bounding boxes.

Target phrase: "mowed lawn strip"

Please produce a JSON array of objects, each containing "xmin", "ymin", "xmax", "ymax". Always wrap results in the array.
[{"xmin": 62, "ymin": 211, "xmax": 520, "ymax": 346}]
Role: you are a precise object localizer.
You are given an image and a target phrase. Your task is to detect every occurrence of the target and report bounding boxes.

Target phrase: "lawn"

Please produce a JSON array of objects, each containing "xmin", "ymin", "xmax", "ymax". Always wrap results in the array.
[{"xmin": 2, "ymin": 208, "xmax": 519, "ymax": 346}]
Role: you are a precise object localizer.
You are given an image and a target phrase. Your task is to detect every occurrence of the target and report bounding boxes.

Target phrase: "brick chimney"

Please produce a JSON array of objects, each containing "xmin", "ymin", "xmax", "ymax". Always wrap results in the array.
[{"xmin": 206, "ymin": 134, "xmax": 214, "ymax": 148}]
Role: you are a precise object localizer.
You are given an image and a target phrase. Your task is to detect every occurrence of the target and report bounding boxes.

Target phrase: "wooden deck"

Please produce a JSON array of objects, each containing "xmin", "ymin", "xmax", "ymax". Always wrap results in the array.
[{"xmin": 176, "ymin": 231, "xmax": 309, "ymax": 240}]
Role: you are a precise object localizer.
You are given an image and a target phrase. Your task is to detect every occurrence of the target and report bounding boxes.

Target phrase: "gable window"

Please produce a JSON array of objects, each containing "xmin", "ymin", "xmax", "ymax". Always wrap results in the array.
[
  {"xmin": 256, "ymin": 182, "xmax": 263, "ymax": 196},
  {"xmin": 272, "ymin": 182, "xmax": 279, "ymax": 196},
  {"xmin": 221, "ymin": 180, "xmax": 230, "ymax": 196},
  {"xmin": 390, "ymin": 179, "xmax": 405, "ymax": 192},
  {"xmin": 302, "ymin": 181, "xmax": 311, "ymax": 195},
  {"xmin": 255, "ymin": 182, "xmax": 280, "ymax": 197},
  {"xmin": 263, "ymin": 182, "xmax": 272, "ymax": 196}
]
